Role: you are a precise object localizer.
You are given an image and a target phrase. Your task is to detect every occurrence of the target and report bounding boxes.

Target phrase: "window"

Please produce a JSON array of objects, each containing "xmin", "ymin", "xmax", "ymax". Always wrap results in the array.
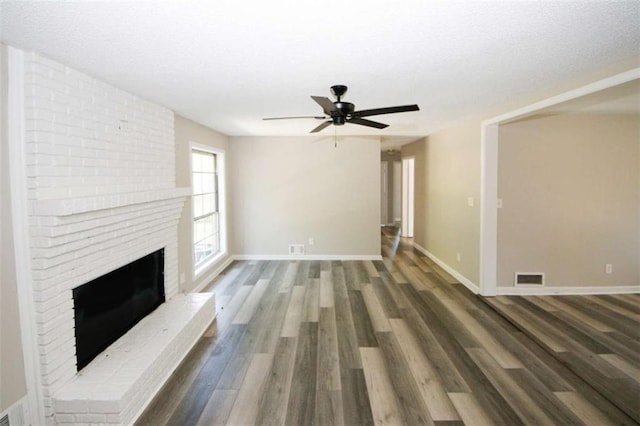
[{"xmin": 192, "ymin": 148, "xmax": 224, "ymax": 273}]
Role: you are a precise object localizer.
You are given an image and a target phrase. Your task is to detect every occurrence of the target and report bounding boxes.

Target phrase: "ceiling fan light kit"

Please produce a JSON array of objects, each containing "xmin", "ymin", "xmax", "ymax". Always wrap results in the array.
[{"xmin": 264, "ymin": 85, "xmax": 419, "ymax": 133}]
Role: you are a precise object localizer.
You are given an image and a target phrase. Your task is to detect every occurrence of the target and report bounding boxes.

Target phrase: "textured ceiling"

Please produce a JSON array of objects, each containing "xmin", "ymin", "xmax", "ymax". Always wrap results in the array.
[{"xmin": 2, "ymin": 1, "xmax": 639, "ymax": 139}]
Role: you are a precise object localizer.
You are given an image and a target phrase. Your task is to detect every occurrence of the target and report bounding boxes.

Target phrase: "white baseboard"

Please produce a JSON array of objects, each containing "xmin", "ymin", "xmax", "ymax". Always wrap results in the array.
[
  {"xmin": 496, "ymin": 285, "xmax": 640, "ymax": 296},
  {"xmin": 233, "ymin": 254, "xmax": 383, "ymax": 261},
  {"xmin": 412, "ymin": 243, "xmax": 480, "ymax": 294}
]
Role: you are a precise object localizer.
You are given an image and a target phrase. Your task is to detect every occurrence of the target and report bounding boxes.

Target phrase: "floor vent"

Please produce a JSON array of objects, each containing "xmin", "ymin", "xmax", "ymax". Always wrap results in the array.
[
  {"xmin": 1, "ymin": 397, "xmax": 27, "ymax": 426},
  {"xmin": 515, "ymin": 272, "xmax": 544, "ymax": 286}
]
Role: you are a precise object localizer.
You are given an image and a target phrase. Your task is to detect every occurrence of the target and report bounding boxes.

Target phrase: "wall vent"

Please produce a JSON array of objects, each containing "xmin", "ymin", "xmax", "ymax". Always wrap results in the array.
[
  {"xmin": 289, "ymin": 244, "xmax": 305, "ymax": 255},
  {"xmin": 0, "ymin": 396, "xmax": 28, "ymax": 426},
  {"xmin": 515, "ymin": 272, "xmax": 545, "ymax": 286}
]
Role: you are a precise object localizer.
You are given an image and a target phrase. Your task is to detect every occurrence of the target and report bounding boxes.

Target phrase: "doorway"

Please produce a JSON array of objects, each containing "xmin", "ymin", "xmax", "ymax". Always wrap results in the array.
[{"xmin": 401, "ymin": 157, "xmax": 415, "ymax": 237}]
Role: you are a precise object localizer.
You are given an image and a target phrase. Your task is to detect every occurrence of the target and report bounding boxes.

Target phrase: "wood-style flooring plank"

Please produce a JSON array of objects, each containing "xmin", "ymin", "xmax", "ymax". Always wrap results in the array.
[
  {"xmin": 555, "ymin": 391, "xmax": 617, "ymax": 426},
  {"xmin": 319, "ymin": 270, "xmax": 334, "ymax": 308},
  {"xmin": 166, "ymin": 324, "xmax": 246, "ymax": 426},
  {"xmin": 584, "ymin": 294, "xmax": 640, "ymax": 319},
  {"xmin": 507, "ymin": 368, "xmax": 584, "ymax": 425},
  {"xmin": 370, "ymin": 276, "xmax": 402, "ymax": 319},
  {"xmin": 360, "ymin": 347, "xmax": 404, "ymax": 426},
  {"xmin": 376, "ymin": 331, "xmax": 435, "ymax": 425},
  {"xmin": 332, "ymin": 264, "xmax": 363, "ymax": 369},
  {"xmin": 317, "ymin": 308, "xmax": 341, "ymax": 391},
  {"xmin": 437, "ymin": 296, "xmax": 524, "ymax": 369},
  {"xmin": 255, "ymin": 337, "xmax": 298, "ymax": 426},
  {"xmin": 225, "ymin": 353, "xmax": 274, "ymax": 426},
  {"xmin": 195, "ymin": 389, "xmax": 237, "ymax": 426},
  {"xmin": 486, "ymin": 299, "xmax": 568, "ymax": 352},
  {"xmin": 232, "ymin": 278, "xmax": 270, "ymax": 324},
  {"xmin": 280, "ymin": 285, "xmax": 306, "ymax": 337},
  {"xmin": 285, "ymin": 322, "xmax": 318, "ymax": 426},
  {"xmin": 255, "ymin": 292, "xmax": 290, "ymax": 354},
  {"xmin": 471, "ymin": 308, "xmax": 575, "ymax": 392},
  {"xmin": 135, "ymin": 337, "xmax": 215, "ymax": 425},
  {"xmin": 340, "ymin": 368, "xmax": 374, "ymax": 426},
  {"xmin": 361, "ymin": 283, "xmax": 392, "ymax": 332},
  {"xmin": 400, "ymin": 285, "xmax": 523, "ymax": 425},
  {"xmin": 466, "ymin": 347, "xmax": 555, "ymax": 425},
  {"xmin": 315, "ymin": 390, "xmax": 345, "ymax": 426},
  {"xmin": 599, "ymin": 353, "xmax": 640, "ymax": 381},
  {"xmin": 301, "ymin": 277, "xmax": 320, "ymax": 322},
  {"xmin": 513, "ymin": 331, "xmax": 636, "ymax": 425},
  {"xmin": 397, "ymin": 305, "xmax": 471, "ymax": 393},
  {"xmin": 279, "ymin": 261, "xmax": 298, "ymax": 293},
  {"xmin": 447, "ymin": 393, "xmax": 494, "ymax": 426},
  {"xmin": 389, "ymin": 319, "xmax": 461, "ymax": 421},
  {"xmin": 348, "ymin": 289, "xmax": 378, "ymax": 347}
]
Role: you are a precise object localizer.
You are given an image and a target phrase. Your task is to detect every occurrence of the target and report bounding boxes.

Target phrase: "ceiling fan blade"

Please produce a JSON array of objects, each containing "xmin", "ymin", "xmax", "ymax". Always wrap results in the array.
[
  {"xmin": 352, "ymin": 104, "xmax": 419, "ymax": 118},
  {"xmin": 348, "ymin": 117, "xmax": 388, "ymax": 129},
  {"xmin": 310, "ymin": 120, "xmax": 332, "ymax": 133},
  {"xmin": 311, "ymin": 96, "xmax": 337, "ymax": 115},
  {"xmin": 263, "ymin": 115, "xmax": 326, "ymax": 120}
]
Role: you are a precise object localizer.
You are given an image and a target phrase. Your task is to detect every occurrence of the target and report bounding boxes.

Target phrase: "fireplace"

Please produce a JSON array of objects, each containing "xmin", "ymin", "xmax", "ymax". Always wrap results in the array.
[{"xmin": 73, "ymin": 249, "xmax": 166, "ymax": 371}]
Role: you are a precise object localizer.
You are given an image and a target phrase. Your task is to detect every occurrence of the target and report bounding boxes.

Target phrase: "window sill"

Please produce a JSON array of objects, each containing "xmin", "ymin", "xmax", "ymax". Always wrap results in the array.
[{"xmin": 194, "ymin": 251, "xmax": 228, "ymax": 279}]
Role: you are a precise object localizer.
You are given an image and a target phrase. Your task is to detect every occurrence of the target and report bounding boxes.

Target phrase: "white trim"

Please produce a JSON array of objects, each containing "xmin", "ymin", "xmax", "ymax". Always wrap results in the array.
[
  {"xmin": 7, "ymin": 46, "xmax": 45, "ymax": 424},
  {"xmin": 191, "ymin": 254, "xmax": 234, "ymax": 293},
  {"xmin": 413, "ymin": 243, "xmax": 480, "ymax": 294},
  {"xmin": 496, "ymin": 285, "xmax": 640, "ymax": 296},
  {"xmin": 190, "ymin": 144, "xmax": 228, "ymax": 280},
  {"xmin": 479, "ymin": 67, "xmax": 640, "ymax": 297},
  {"xmin": 480, "ymin": 124, "xmax": 499, "ymax": 296},
  {"xmin": 234, "ymin": 254, "xmax": 383, "ymax": 261},
  {"xmin": 483, "ymin": 68, "xmax": 640, "ymax": 126}
]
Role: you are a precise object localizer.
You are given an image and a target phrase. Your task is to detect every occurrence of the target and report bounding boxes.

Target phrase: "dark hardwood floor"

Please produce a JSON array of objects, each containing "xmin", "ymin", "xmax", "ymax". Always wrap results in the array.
[{"xmin": 137, "ymin": 227, "xmax": 638, "ymax": 425}]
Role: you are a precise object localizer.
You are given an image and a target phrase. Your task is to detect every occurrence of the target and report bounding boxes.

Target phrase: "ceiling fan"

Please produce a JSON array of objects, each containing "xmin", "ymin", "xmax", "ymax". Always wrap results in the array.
[{"xmin": 263, "ymin": 85, "xmax": 420, "ymax": 133}]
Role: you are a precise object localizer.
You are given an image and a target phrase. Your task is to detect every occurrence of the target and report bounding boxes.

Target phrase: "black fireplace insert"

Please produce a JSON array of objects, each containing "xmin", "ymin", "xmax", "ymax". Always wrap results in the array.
[{"xmin": 73, "ymin": 248, "xmax": 165, "ymax": 370}]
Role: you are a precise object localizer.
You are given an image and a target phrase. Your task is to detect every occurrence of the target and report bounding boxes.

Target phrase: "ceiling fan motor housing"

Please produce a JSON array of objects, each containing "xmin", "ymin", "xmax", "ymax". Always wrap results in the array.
[{"xmin": 332, "ymin": 101, "xmax": 355, "ymax": 125}]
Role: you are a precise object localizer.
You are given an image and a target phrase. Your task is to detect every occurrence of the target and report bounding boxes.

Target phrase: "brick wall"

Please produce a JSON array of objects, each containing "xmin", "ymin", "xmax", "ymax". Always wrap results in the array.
[{"xmin": 21, "ymin": 51, "xmax": 186, "ymax": 421}]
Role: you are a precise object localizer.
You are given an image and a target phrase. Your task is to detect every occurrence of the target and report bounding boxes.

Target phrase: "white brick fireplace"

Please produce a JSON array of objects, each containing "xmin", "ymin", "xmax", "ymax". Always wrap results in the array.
[{"xmin": 8, "ymin": 48, "xmax": 215, "ymax": 424}]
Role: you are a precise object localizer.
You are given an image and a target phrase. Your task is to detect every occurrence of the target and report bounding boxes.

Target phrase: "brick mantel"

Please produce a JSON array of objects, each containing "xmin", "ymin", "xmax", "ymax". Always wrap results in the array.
[{"xmin": 31, "ymin": 188, "xmax": 190, "ymax": 217}]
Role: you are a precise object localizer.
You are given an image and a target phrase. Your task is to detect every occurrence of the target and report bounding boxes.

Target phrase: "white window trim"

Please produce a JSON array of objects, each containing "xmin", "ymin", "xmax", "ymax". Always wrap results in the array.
[{"xmin": 190, "ymin": 143, "xmax": 227, "ymax": 278}]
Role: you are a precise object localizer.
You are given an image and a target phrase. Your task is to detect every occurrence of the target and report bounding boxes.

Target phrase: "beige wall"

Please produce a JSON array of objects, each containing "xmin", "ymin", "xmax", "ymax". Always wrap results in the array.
[
  {"xmin": 175, "ymin": 115, "xmax": 232, "ymax": 292},
  {"xmin": 498, "ymin": 113, "xmax": 640, "ymax": 287},
  {"xmin": 403, "ymin": 119, "xmax": 481, "ymax": 285},
  {"xmin": 0, "ymin": 43, "xmax": 28, "ymax": 412},
  {"xmin": 229, "ymin": 136, "xmax": 381, "ymax": 256}
]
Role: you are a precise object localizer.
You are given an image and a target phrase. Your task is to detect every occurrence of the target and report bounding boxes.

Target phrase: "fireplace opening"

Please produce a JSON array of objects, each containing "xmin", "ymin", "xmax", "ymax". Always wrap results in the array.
[{"xmin": 73, "ymin": 248, "xmax": 165, "ymax": 371}]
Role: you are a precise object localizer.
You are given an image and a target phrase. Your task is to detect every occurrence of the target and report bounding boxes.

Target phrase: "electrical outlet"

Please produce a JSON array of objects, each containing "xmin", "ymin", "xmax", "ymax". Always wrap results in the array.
[
  {"xmin": 497, "ymin": 198, "xmax": 503, "ymax": 209},
  {"xmin": 308, "ymin": 237, "xmax": 315, "ymax": 246},
  {"xmin": 456, "ymin": 252, "xmax": 461, "ymax": 262},
  {"xmin": 605, "ymin": 264, "xmax": 613, "ymax": 274},
  {"xmin": 467, "ymin": 197, "xmax": 474, "ymax": 207}
]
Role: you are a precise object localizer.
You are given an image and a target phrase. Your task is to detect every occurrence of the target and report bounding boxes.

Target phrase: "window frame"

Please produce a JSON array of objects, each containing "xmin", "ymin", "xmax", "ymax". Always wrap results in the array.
[{"xmin": 190, "ymin": 143, "xmax": 227, "ymax": 278}]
